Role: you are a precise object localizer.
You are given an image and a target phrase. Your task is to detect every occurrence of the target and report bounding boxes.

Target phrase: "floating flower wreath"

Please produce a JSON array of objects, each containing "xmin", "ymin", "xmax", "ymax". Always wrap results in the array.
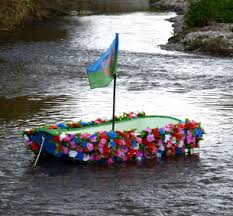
[{"xmin": 23, "ymin": 112, "xmax": 204, "ymax": 165}]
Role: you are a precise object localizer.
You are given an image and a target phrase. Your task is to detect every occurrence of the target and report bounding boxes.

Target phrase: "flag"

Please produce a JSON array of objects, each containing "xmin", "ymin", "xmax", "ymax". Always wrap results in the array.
[{"xmin": 87, "ymin": 33, "xmax": 119, "ymax": 89}]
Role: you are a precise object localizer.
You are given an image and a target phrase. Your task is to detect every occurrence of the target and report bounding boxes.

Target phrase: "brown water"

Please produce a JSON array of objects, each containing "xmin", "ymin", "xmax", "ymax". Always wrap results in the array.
[{"xmin": 0, "ymin": 11, "xmax": 233, "ymax": 216}]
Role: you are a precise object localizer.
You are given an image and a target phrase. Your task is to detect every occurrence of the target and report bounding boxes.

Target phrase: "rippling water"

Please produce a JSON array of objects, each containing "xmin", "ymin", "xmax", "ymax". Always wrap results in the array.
[{"xmin": 0, "ymin": 11, "xmax": 233, "ymax": 215}]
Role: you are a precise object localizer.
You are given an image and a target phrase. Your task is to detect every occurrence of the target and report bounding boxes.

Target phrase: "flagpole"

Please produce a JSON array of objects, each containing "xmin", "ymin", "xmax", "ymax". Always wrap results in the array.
[{"xmin": 112, "ymin": 74, "xmax": 117, "ymax": 131}]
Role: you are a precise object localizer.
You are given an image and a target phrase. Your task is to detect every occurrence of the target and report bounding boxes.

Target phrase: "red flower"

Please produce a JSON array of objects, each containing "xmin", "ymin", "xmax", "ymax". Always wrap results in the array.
[
  {"xmin": 53, "ymin": 136, "xmax": 60, "ymax": 143},
  {"xmin": 148, "ymin": 142, "xmax": 155, "ymax": 152},
  {"xmin": 142, "ymin": 138, "xmax": 149, "ymax": 146},
  {"xmin": 171, "ymin": 147, "xmax": 176, "ymax": 156},
  {"xmin": 114, "ymin": 139, "xmax": 121, "ymax": 146},
  {"xmin": 176, "ymin": 133, "xmax": 183, "ymax": 141},
  {"xmin": 31, "ymin": 142, "xmax": 39, "ymax": 151},
  {"xmin": 127, "ymin": 149, "xmax": 136, "ymax": 159},
  {"xmin": 103, "ymin": 145, "xmax": 110, "ymax": 157},
  {"xmin": 125, "ymin": 139, "xmax": 132, "ymax": 148},
  {"xmin": 26, "ymin": 130, "xmax": 32, "ymax": 135},
  {"xmin": 116, "ymin": 130, "xmax": 124, "ymax": 137},
  {"xmin": 48, "ymin": 125, "xmax": 58, "ymax": 130},
  {"xmin": 73, "ymin": 123, "xmax": 81, "ymax": 128},
  {"xmin": 178, "ymin": 123, "xmax": 185, "ymax": 129},
  {"xmin": 173, "ymin": 127, "xmax": 179, "ymax": 134},
  {"xmin": 153, "ymin": 128, "xmax": 160, "ymax": 138},
  {"xmin": 56, "ymin": 144, "xmax": 63, "ymax": 152},
  {"xmin": 100, "ymin": 133, "xmax": 108, "ymax": 139}
]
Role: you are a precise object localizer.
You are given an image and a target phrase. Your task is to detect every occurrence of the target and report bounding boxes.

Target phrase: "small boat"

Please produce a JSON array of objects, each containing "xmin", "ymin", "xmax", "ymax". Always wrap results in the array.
[{"xmin": 23, "ymin": 112, "xmax": 204, "ymax": 165}]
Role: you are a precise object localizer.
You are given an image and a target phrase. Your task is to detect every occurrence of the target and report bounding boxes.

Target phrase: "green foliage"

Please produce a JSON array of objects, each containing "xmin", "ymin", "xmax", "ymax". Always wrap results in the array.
[{"xmin": 185, "ymin": 0, "xmax": 233, "ymax": 28}]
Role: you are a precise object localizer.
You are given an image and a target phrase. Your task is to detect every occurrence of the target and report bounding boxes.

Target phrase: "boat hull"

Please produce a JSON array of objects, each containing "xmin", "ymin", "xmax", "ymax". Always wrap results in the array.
[{"xmin": 23, "ymin": 114, "xmax": 204, "ymax": 164}]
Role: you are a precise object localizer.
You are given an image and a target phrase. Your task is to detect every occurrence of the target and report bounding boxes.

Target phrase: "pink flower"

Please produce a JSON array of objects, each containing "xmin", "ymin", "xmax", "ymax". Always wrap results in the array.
[
  {"xmin": 136, "ymin": 137, "xmax": 142, "ymax": 144},
  {"xmin": 115, "ymin": 149, "xmax": 121, "ymax": 157},
  {"xmin": 63, "ymin": 135, "xmax": 71, "ymax": 142},
  {"xmin": 77, "ymin": 146, "xmax": 84, "ymax": 152},
  {"xmin": 80, "ymin": 133, "xmax": 90, "ymax": 139},
  {"xmin": 147, "ymin": 134, "xmax": 154, "ymax": 142},
  {"xmin": 62, "ymin": 146, "xmax": 68, "ymax": 154},
  {"xmin": 158, "ymin": 139, "xmax": 163, "ymax": 146},
  {"xmin": 145, "ymin": 128, "xmax": 152, "ymax": 133},
  {"xmin": 120, "ymin": 140, "xmax": 126, "ymax": 146},
  {"xmin": 87, "ymin": 143, "xmax": 94, "ymax": 151},
  {"xmin": 164, "ymin": 124, "xmax": 172, "ymax": 132},
  {"xmin": 99, "ymin": 138, "xmax": 107, "ymax": 145},
  {"xmin": 107, "ymin": 158, "xmax": 113, "ymax": 166},
  {"xmin": 121, "ymin": 155, "xmax": 127, "ymax": 161},
  {"xmin": 98, "ymin": 144, "xmax": 104, "ymax": 154},
  {"xmin": 167, "ymin": 143, "xmax": 172, "ymax": 149},
  {"xmin": 26, "ymin": 141, "xmax": 32, "ymax": 145},
  {"xmin": 129, "ymin": 112, "xmax": 137, "ymax": 118},
  {"xmin": 187, "ymin": 130, "xmax": 192, "ymax": 144}
]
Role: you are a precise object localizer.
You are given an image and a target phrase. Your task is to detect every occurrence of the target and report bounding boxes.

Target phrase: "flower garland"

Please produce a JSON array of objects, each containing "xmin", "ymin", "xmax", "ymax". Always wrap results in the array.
[
  {"xmin": 40, "ymin": 111, "xmax": 146, "ymax": 131},
  {"xmin": 23, "ymin": 112, "xmax": 204, "ymax": 165}
]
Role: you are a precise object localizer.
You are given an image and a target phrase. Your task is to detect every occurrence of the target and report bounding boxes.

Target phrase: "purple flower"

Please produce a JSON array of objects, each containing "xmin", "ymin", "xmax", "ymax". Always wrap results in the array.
[{"xmin": 147, "ymin": 134, "xmax": 155, "ymax": 142}]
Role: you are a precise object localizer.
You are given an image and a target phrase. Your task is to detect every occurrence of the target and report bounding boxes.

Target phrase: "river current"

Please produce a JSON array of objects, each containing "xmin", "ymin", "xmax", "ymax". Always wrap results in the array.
[{"xmin": 0, "ymin": 11, "xmax": 233, "ymax": 215}]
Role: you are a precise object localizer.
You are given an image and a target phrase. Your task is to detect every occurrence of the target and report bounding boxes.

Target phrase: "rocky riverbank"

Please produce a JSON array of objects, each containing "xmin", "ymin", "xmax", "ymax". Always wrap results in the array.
[
  {"xmin": 150, "ymin": 0, "xmax": 188, "ymax": 14},
  {"xmin": 150, "ymin": 0, "xmax": 233, "ymax": 57}
]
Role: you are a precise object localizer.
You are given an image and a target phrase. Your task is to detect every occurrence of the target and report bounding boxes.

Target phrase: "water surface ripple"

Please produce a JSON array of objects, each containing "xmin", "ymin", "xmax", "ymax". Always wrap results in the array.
[{"xmin": 0, "ymin": 12, "xmax": 233, "ymax": 216}]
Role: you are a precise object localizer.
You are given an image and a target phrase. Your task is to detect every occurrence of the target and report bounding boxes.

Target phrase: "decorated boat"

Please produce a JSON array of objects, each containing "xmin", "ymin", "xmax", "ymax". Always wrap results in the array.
[
  {"xmin": 23, "ymin": 112, "xmax": 204, "ymax": 165},
  {"xmin": 22, "ymin": 34, "xmax": 204, "ymax": 166}
]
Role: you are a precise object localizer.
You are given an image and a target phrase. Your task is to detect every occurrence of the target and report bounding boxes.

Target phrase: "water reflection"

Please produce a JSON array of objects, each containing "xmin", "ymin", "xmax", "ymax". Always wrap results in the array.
[
  {"xmin": 0, "ymin": 21, "xmax": 67, "ymax": 43},
  {"xmin": 0, "ymin": 95, "xmax": 70, "ymax": 121},
  {"xmin": 93, "ymin": 0, "xmax": 149, "ymax": 12}
]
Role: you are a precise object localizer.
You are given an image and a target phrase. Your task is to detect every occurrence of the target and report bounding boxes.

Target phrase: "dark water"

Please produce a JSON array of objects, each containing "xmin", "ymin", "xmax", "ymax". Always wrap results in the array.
[{"xmin": 0, "ymin": 11, "xmax": 233, "ymax": 216}]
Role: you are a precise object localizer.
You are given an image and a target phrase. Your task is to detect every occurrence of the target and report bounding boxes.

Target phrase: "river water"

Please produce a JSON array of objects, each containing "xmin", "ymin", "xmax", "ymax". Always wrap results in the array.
[{"xmin": 0, "ymin": 10, "xmax": 233, "ymax": 216}]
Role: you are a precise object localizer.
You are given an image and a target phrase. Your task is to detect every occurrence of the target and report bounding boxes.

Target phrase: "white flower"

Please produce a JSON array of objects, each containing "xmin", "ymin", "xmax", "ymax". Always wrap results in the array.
[
  {"xmin": 24, "ymin": 134, "xmax": 29, "ymax": 142},
  {"xmin": 178, "ymin": 141, "xmax": 184, "ymax": 148},
  {"xmin": 69, "ymin": 150, "xmax": 77, "ymax": 158},
  {"xmin": 159, "ymin": 145, "xmax": 165, "ymax": 152},
  {"xmin": 59, "ymin": 133, "xmax": 66, "ymax": 142},
  {"xmin": 171, "ymin": 137, "xmax": 177, "ymax": 144},
  {"xmin": 133, "ymin": 143, "xmax": 139, "ymax": 150},
  {"xmin": 83, "ymin": 154, "xmax": 90, "ymax": 161},
  {"xmin": 165, "ymin": 134, "xmax": 171, "ymax": 143},
  {"xmin": 69, "ymin": 131, "xmax": 77, "ymax": 136},
  {"xmin": 136, "ymin": 156, "xmax": 142, "ymax": 161}
]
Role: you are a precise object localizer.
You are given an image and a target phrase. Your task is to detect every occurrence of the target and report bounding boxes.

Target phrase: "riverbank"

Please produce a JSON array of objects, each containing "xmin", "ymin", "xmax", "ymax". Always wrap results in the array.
[
  {"xmin": 150, "ymin": 0, "xmax": 233, "ymax": 57},
  {"xmin": 0, "ymin": 0, "xmax": 93, "ymax": 32}
]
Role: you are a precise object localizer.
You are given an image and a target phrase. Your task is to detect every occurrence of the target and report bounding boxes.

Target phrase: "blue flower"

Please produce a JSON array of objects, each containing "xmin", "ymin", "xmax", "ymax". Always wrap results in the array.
[
  {"xmin": 72, "ymin": 137, "xmax": 78, "ymax": 143},
  {"xmin": 90, "ymin": 134, "xmax": 97, "ymax": 140},
  {"xmin": 81, "ymin": 142, "xmax": 87, "ymax": 148},
  {"xmin": 157, "ymin": 150, "xmax": 164, "ymax": 156},
  {"xmin": 132, "ymin": 140, "xmax": 137, "ymax": 147},
  {"xmin": 80, "ymin": 121, "xmax": 87, "ymax": 126},
  {"xmin": 176, "ymin": 148, "xmax": 182, "ymax": 155},
  {"xmin": 56, "ymin": 123, "xmax": 67, "ymax": 129},
  {"xmin": 195, "ymin": 128, "xmax": 203, "ymax": 138},
  {"xmin": 159, "ymin": 128, "xmax": 165, "ymax": 135},
  {"xmin": 110, "ymin": 140, "xmax": 116, "ymax": 148},
  {"xmin": 108, "ymin": 131, "xmax": 117, "ymax": 139},
  {"xmin": 76, "ymin": 152, "xmax": 84, "ymax": 161}
]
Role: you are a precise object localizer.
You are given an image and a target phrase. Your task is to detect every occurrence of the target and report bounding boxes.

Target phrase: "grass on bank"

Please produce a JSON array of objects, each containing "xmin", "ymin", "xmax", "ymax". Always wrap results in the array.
[
  {"xmin": 185, "ymin": 0, "xmax": 233, "ymax": 28},
  {"xmin": 0, "ymin": 0, "xmax": 67, "ymax": 31}
]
